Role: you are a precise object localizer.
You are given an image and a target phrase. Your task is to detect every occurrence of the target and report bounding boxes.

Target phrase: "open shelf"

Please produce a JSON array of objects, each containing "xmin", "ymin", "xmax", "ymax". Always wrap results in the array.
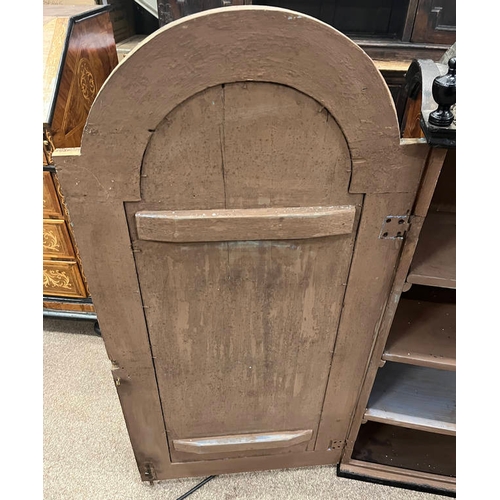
[
  {"xmin": 352, "ymin": 421, "xmax": 456, "ymax": 478},
  {"xmin": 383, "ymin": 298, "xmax": 455, "ymax": 371},
  {"xmin": 407, "ymin": 211, "xmax": 456, "ymax": 289},
  {"xmin": 365, "ymin": 362, "xmax": 455, "ymax": 435}
]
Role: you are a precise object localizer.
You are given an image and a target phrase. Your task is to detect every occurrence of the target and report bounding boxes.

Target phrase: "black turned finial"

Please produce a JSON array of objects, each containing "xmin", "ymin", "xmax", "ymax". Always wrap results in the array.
[{"xmin": 429, "ymin": 57, "xmax": 456, "ymax": 127}]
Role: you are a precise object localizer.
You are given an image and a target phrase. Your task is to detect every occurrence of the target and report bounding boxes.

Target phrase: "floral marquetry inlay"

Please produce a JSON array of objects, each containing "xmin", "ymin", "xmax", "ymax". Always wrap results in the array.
[
  {"xmin": 43, "ymin": 269, "xmax": 73, "ymax": 290},
  {"xmin": 43, "ymin": 228, "xmax": 61, "ymax": 252}
]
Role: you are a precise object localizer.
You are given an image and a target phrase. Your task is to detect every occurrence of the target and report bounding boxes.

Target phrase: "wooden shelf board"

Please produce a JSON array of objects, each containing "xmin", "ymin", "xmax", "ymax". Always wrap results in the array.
[
  {"xmin": 340, "ymin": 459, "xmax": 456, "ymax": 494},
  {"xmin": 407, "ymin": 212, "xmax": 456, "ymax": 289},
  {"xmin": 383, "ymin": 299, "xmax": 455, "ymax": 371},
  {"xmin": 365, "ymin": 363, "xmax": 455, "ymax": 435}
]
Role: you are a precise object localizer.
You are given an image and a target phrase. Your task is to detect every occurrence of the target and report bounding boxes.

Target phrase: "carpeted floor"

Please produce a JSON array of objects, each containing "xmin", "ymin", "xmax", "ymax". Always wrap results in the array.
[{"xmin": 43, "ymin": 318, "xmax": 450, "ymax": 500}]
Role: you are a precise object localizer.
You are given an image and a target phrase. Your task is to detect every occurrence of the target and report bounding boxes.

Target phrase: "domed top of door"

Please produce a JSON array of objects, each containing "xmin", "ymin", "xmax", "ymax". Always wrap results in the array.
[{"xmin": 59, "ymin": 6, "xmax": 427, "ymax": 204}]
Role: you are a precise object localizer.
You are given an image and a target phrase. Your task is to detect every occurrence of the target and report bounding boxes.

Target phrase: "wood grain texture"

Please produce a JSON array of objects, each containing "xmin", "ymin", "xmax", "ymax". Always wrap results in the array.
[
  {"xmin": 43, "ymin": 172, "xmax": 63, "ymax": 218},
  {"xmin": 45, "ymin": 9, "xmax": 118, "ymax": 147},
  {"xmin": 43, "ymin": 299, "xmax": 95, "ymax": 313},
  {"xmin": 383, "ymin": 299, "xmax": 455, "ymax": 370},
  {"xmin": 173, "ymin": 430, "xmax": 313, "ymax": 454},
  {"xmin": 43, "ymin": 260, "xmax": 87, "ymax": 298},
  {"xmin": 43, "ymin": 219, "xmax": 76, "ymax": 260},
  {"xmin": 135, "ymin": 206, "xmax": 356, "ymax": 243}
]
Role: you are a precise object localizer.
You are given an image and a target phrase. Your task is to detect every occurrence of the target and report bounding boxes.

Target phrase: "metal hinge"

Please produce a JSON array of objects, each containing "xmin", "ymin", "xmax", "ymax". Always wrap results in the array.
[
  {"xmin": 379, "ymin": 215, "xmax": 410, "ymax": 239},
  {"xmin": 144, "ymin": 462, "xmax": 156, "ymax": 485}
]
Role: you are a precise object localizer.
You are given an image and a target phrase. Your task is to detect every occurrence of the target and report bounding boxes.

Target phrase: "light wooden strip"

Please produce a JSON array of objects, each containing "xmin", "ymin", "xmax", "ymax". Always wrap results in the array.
[
  {"xmin": 173, "ymin": 429, "xmax": 313, "ymax": 454},
  {"xmin": 365, "ymin": 363, "xmax": 456, "ymax": 436},
  {"xmin": 135, "ymin": 206, "xmax": 355, "ymax": 243}
]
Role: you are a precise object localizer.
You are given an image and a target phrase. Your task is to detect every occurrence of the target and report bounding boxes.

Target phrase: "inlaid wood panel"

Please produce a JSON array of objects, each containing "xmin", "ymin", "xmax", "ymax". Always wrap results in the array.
[
  {"xmin": 43, "ymin": 172, "xmax": 63, "ymax": 218},
  {"xmin": 43, "ymin": 260, "xmax": 87, "ymax": 298},
  {"xmin": 43, "ymin": 219, "xmax": 76, "ymax": 260}
]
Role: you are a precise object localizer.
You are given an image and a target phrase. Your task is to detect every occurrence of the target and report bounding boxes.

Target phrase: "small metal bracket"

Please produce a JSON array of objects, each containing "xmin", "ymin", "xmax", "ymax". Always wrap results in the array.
[
  {"xmin": 379, "ymin": 215, "xmax": 410, "ymax": 239},
  {"xmin": 144, "ymin": 462, "xmax": 157, "ymax": 485}
]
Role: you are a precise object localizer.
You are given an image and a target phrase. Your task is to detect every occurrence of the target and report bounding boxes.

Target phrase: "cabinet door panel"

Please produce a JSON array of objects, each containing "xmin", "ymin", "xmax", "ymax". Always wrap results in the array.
[{"xmin": 130, "ymin": 82, "xmax": 362, "ymax": 462}]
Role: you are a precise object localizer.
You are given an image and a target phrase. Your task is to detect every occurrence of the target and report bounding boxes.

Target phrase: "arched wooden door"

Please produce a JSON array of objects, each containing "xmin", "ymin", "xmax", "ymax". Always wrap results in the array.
[{"xmin": 55, "ymin": 7, "xmax": 430, "ymax": 481}]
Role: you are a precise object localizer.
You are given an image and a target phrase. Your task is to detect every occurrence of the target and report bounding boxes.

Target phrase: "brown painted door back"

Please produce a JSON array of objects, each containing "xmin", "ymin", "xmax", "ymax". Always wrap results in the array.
[{"xmin": 126, "ymin": 82, "xmax": 363, "ymax": 462}]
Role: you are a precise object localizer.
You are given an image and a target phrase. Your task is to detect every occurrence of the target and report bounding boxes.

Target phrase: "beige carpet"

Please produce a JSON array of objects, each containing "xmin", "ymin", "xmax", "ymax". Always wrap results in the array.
[{"xmin": 43, "ymin": 318, "xmax": 449, "ymax": 500}]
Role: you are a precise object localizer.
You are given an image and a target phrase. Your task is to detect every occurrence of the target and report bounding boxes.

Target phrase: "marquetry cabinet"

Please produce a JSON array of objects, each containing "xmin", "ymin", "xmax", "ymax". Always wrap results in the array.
[
  {"xmin": 43, "ymin": 4, "xmax": 118, "ymax": 317},
  {"xmin": 339, "ymin": 57, "xmax": 456, "ymax": 495}
]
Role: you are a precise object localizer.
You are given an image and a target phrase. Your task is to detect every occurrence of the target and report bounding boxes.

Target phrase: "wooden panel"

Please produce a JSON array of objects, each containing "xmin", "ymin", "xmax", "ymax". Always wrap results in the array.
[
  {"xmin": 43, "ymin": 219, "xmax": 76, "ymax": 260},
  {"xmin": 135, "ymin": 206, "xmax": 356, "ymax": 243},
  {"xmin": 352, "ymin": 422, "xmax": 455, "ymax": 478},
  {"xmin": 407, "ymin": 211, "xmax": 456, "ymax": 288},
  {"xmin": 173, "ymin": 430, "xmax": 313, "ymax": 454},
  {"xmin": 43, "ymin": 260, "xmax": 87, "ymax": 298},
  {"xmin": 133, "ymin": 81, "xmax": 362, "ymax": 463},
  {"xmin": 54, "ymin": 7, "xmax": 427, "ymax": 480},
  {"xmin": 411, "ymin": 0, "xmax": 456, "ymax": 45},
  {"xmin": 383, "ymin": 299, "xmax": 455, "ymax": 370},
  {"xmin": 365, "ymin": 363, "xmax": 456, "ymax": 435},
  {"xmin": 340, "ymin": 459, "xmax": 455, "ymax": 494},
  {"xmin": 48, "ymin": 10, "xmax": 118, "ymax": 147},
  {"xmin": 43, "ymin": 299, "xmax": 95, "ymax": 313},
  {"xmin": 43, "ymin": 171, "xmax": 63, "ymax": 218},
  {"xmin": 429, "ymin": 149, "xmax": 456, "ymax": 213}
]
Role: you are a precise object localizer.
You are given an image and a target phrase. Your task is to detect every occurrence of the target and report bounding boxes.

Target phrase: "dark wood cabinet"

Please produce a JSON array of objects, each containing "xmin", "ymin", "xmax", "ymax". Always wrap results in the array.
[{"xmin": 411, "ymin": 0, "xmax": 456, "ymax": 44}]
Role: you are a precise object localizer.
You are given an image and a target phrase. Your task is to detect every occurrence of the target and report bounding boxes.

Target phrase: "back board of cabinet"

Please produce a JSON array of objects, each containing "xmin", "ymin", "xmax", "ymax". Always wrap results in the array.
[{"xmin": 53, "ymin": 6, "xmax": 445, "ymax": 481}]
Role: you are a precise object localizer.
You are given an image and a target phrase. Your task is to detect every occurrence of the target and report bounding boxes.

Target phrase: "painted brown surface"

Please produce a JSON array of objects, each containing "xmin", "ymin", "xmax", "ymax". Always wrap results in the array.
[
  {"xmin": 54, "ymin": 7, "xmax": 430, "ymax": 480},
  {"xmin": 132, "ymin": 81, "xmax": 362, "ymax": 463},
  {"xmin": 173, "ymin": 430, "xmax": 313, "ymax": 454},
  {"xmin": 383, "ymin": 299, "xmax": 456, "ymax": 370},
  {"xmin": 135, "ymin": 206, "xmax": 356, "ymax": 243}
]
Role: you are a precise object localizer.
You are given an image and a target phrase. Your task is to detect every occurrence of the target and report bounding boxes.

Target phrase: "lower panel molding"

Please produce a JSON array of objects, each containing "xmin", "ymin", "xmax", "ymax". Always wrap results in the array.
[{"xmin": 173, "ymin": 429, "xmax": 313, "ymax": 455}]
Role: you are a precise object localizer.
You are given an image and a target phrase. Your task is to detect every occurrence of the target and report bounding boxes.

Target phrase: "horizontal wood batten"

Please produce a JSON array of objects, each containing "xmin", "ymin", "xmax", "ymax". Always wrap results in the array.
[
  {"xmin": 172, "ymin": 429, "xmax": 313, "ymax": 454},
  {"xmin": 135, "ymin": 206, "xmax": 356, "ymax": 243}
]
